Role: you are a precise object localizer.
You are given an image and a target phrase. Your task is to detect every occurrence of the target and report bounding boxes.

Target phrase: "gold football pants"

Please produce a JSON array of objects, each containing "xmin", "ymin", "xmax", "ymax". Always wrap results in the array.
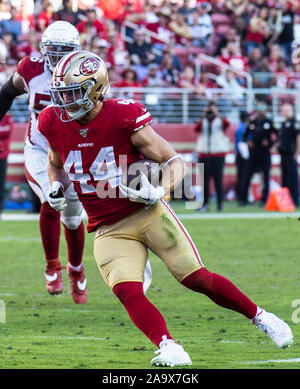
[{"xmin": 93, "ymin": 199, "xmax": 204, "ymax": 289}]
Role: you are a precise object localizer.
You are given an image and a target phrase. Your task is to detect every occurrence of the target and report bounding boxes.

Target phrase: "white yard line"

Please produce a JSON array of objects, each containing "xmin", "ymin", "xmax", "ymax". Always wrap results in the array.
[
  {"xmin": 177, "ymin": 212, "xmax": 300, "ymax": 219},
  {"xmin": 14, "ymin": 335, "xmax": 107, "ymax": 341},
  {"xmin": 238, "ymin": 358, "xmax": 300, "ymax": 364},
  {"xmin": 2, "ymin": 212, "xmax": 300, "ymax": 222}
]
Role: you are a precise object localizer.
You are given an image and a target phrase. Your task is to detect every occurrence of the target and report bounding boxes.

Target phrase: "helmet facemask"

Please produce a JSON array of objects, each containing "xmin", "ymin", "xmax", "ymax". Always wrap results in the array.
[
  {"xmin": 40, "ymin": 42, "xmax": 80, "ymax": 72},
  {"xmin": 39, "ymin": 21, "xmax": 81, "ymax": 73},
  {"xmin": 50, "ymin": 79, "xmax": 97, "ymax": 122}
]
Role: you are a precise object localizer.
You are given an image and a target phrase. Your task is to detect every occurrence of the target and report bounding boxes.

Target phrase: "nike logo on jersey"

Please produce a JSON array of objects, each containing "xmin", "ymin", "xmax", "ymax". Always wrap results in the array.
[
  {"xmin": 79, "ymin": 129, "xmax": 89, "ymax": 138},
  {"xmin": 45, "ymin": 272, "xmax": 58, "ymax": 282},
  {"xmin": 142, "ymin": 107, "xmax": 147, "ymax": 112},
  {"xmin": 77, "ymin": 278, "xmax": 87, "ymax": 291}
]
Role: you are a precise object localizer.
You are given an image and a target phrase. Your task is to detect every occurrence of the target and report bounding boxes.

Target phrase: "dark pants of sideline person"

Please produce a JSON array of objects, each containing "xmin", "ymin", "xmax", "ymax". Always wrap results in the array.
[
  {"xmin": 199, "ymin": 156, "xmax": 225, "ymax": 209},
  {"xmin": 236, "ymin": 153, "xmax": 249, "ymax": 203},
  {"xmin": 0, "ymin": 159, "xmax": 8, "ymax": 213},
  {"xmin": 281, "ymin": 153, "xmax": 299, "ymax": 206},
  {"xmin": 241, "ymin": 149, "xmax": 271, "ymax": 204}
]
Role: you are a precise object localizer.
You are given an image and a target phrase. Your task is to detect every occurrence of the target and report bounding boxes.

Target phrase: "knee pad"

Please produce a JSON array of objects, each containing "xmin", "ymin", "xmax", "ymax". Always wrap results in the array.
[{"xmin": 61, "ymin": 214, "xmax": 82, "ymax": 230}]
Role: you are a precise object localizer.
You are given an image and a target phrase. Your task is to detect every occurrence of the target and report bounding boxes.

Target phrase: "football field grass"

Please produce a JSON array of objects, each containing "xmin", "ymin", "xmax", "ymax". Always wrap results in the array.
[{"xmin": 0, "ymin": 204, "xmax": 299, "ymax": 370}]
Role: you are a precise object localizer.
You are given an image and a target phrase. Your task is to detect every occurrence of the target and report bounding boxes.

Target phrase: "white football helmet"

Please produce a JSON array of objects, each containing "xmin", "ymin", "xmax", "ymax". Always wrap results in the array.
[
  {"xmin": 50, "ymin": 50, "xmax": 110, "ymax": 122},
  {"xmin": 40, "ymin": 21, "xmax": 80, "ymax": 72}
]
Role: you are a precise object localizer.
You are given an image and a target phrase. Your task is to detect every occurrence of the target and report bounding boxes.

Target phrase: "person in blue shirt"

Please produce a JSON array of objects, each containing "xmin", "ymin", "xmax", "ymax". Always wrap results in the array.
[{"xmin": 0, "ymin": 6, "xmax": 22, "ymax": 42}]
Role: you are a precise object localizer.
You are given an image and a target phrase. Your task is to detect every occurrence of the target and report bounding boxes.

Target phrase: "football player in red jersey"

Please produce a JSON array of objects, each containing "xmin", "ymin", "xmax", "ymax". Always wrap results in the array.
[
  {"xmin": 38, "ymin": 50, "xmax": 293, "ymax": 366},
  {"xmin": 0, "ymin": 21, "xmax": 89, "ymax": 303}
]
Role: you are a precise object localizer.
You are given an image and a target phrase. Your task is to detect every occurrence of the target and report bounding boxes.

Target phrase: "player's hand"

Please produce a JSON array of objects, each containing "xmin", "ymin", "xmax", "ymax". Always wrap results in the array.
[
  {"xmin": 119, "ymin": 172, "xmax": 165, "ymax": 205},
  {"xmin": 48, "ymin": 181, "xmax": 67, "ymax": 211}
]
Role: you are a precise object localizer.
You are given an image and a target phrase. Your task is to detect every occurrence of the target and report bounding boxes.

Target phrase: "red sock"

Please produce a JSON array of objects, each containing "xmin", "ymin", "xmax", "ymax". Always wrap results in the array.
[
  {"xmin": 113, "ymin": 282, "xmax": 173, "ymax": 347},
  {"xmin": 39, "ymin": 202, "xmax": 61, "ymax": 265},
  {"xmin": 181, "ymin": 268, "xmax": 257, "ymax": 319},
  {"xmin": 63, "ymin": 221, "xmax": 85, "ymax": 268}
]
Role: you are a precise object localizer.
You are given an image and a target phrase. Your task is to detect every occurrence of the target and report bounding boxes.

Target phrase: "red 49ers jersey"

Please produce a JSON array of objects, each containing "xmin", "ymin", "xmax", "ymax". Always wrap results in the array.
[
  {"xmin": 17, "ymin": 55, "xmax": 52, "ymax": 152},
  {"xmin": 38, "ymin": 98, "xmax": 153, "ymax": 232}
]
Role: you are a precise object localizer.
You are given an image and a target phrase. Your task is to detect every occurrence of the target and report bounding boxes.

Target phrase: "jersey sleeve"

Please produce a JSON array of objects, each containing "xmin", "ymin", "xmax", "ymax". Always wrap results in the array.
[
  {"xmin": 17, "ymin": 55, "xmax": 44, "ymax": 87},
  {"xmin": 118, "ymin": 99, "xmax": 153, "ymax": 134}
]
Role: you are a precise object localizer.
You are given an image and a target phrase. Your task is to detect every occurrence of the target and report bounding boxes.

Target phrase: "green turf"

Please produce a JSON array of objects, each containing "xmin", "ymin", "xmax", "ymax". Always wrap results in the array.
[{"xmin": 0, "ymin": 207, "xmax": 299, "ymax": 369}]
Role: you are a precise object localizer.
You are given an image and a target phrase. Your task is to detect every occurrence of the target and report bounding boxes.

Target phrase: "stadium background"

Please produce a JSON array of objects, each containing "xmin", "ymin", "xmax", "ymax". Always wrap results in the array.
[{"xmin": 1, "ymin": 0, "xmax": 300, "ymax": 210}]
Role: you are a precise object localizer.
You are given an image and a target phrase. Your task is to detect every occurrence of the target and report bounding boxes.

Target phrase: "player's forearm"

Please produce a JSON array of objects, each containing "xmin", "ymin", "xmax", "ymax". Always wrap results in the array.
[
  {"xmin": 0, "ymin": 76, "xmax": 23, "ymax": 121},
  {"xmin": 48, "ymin": 161, "xmax": 71, "ymax": 191},
  {"xmin": 161, "ymin": 157, "xmax": 186, "ymax": 195}
]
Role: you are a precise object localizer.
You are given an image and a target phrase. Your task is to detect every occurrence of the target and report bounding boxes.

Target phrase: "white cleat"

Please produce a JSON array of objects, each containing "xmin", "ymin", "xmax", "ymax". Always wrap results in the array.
[
  {"xmin": 252, "ymin": 309, "xmax": 293, "ymax": 349},
  {"xmin": 151, "ymin": 336, "xmax": 192, "ymax": 367}
]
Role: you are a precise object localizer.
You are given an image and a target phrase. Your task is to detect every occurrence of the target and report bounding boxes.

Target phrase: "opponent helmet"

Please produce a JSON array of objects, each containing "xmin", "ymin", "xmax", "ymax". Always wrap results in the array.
[
  {"xmin": 40, "ymin": 21, "xmax": 80, "ymax": 72},
  {"xmin": 50, "ymin": 51, "xmax": 110, "ymax": 122}
]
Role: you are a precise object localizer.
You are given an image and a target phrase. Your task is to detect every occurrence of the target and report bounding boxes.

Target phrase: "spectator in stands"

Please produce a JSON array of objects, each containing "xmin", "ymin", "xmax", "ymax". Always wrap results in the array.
[
  {"xmin": 177, "ymin": 65, "xmax": 199, "ymax": 91},
  {"xmin": 197, "ymin": 70, "xmax": 218, "ymax": 101},
  {"xmin": 218, "ymin": 41, "xmax": 248, "ymax": 73},
  {"xmin": 187, "ymin": 2, "xmax": 213, "ymax": 48},
  {"xmin": 80, "ymin": 21, "xmax": 98, "ymax": 49},
  {"xmin": 225, "ymin": 0, "xmax": 247, "ymax": 17},
  {"xmin": 252, "ymin": 57, "xmax": 275, "ymax": 89},
  {"xmin": 178, "ymin": 0, "xmax": 195, "ymax": 19},
  {"xmin": 114, "ymin": 67, "xmax": 142, "ymax": 101},
  {"xmin": 35, "ymin": 1, "xmax": 53, "ymax": 32},
  {"xmin": 247, "ymin": 47, "xmax": 263, "ymax": 70},
  {"xmin": 115, "ymin": 67, "xmax": 141, "ymax": 88},
  {"xmin": 0, "ymin": 113, "xmax": 13, "ymax": 217},
  {"xmin": 158, "ymin": 41, "xmax": 183, "ymax": 72},
  {"xmin": 106, "ymin": 28, "xmax": 130, "ymax": 69},
  {"xmin": 14, "ymin": 30, "xmax": 40, "ymax": 61},
  {"xmin": 127, "ymin": 28, "xmax": 154, "ymax": 66},
  {"xmin": 276, "ymin": 103, "xmax": 300, "ymax": 206},
  {"xmin": 90, "ymin": 37, "xmax": 115, "ymax": 68},
  {"xmin": 146, "ymin": 6, "xmax": 174, "ymax": 53},
  {"xmin": 288, "ymin": 62, "xmax": 300, "ymax": 89},
  {"xmin": 276, "ymin": 0, "xmax": 298, "ymax": 61},
  {"xmin": 0, "ymin": 6, "xmax": 22, "ymax": 42},
  {"xmin": 194, "ymin": 102, "xmax": 231, "ymax": 211},
  {"xmin": 53, "ymin": 0, "xmax": 80, "ymax": 25},
  {"xmin": 216, "ymin": 69, "xmax": 245, "ymax": 108},
  {"xmin": 0, "ymin": 37, "xmax": 8, "ymax": 64},
  {"xmin": 141, "ymin": 63, "xmax": 162, "ymax": 87},
  {"xmin": 243, "ymin": 16, "xmax": 267, "ymax": 55},
  {"xmin": 76, "ymin": 7, "xmax": 105, "ymax": 37},
  {"xmin": 274, "ymin": 57, "xmax": 292, "ymax": 89},
  {"xmin": 269, "ymin": 43, "xmax": 284, "ymax": 72},
  {"xmin": 1, "ymin": 32, "xmax": 16, "ymax": 64},
  {"xmin": 169, "ymin": 12, "xmax": 192, "ymax": 47},
  {"xmin": 267, "ymin": 4, "xmax": 283, "ymax": 47},
  {"xmin": 159, "ymin": 51, "xmax": 180, "ymax": 87},
  {"xmin": 214, "ymin": 27, "xmax": 240, "ymax": 56}
]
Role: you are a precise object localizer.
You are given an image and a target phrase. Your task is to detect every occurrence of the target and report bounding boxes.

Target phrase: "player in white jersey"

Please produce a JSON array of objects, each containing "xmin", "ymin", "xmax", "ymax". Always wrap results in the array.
[
  {"xmin": 0, "ymin": 21, "xmax": 88, "ymax": 303},
  {"xmin": 0, "ymin": 21, "xmax": 152, "ymax": 302}
]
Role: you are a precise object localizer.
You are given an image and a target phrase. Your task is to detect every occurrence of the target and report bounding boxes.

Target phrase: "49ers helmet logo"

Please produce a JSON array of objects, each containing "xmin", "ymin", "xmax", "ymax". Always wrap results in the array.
[{"xmin": 80, "ymin": 57, "xmax": 100, "ymax": 75}]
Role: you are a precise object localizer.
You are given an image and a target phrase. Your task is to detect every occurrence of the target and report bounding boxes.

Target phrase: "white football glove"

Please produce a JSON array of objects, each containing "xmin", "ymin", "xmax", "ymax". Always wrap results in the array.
[
  {"xmin": 119, "ymin": 172, "xmax": 165, "ymax": 205},
  {"xmin": 48, "ymin": 181, "xmax": 67, "ymax": 211}
]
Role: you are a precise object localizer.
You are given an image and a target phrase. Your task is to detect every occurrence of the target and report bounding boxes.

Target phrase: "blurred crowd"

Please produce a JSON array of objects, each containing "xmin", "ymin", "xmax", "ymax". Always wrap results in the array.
[{"xmin": 1, "ymin": 0, "xmax": 300, "ymax": 92}]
